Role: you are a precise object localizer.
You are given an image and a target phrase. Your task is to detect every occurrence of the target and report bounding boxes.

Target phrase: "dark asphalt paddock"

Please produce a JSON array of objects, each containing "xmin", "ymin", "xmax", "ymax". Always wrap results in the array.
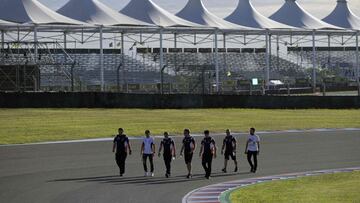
[{"xmin": 0, "ymin": 131, "xmax": 359, "ymax": 203}]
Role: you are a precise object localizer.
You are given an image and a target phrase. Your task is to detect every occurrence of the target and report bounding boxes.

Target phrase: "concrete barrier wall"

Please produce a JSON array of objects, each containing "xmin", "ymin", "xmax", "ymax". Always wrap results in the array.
[{"xmin": 0, "ymin": 92, "xmax": 359, "ymax": 109}]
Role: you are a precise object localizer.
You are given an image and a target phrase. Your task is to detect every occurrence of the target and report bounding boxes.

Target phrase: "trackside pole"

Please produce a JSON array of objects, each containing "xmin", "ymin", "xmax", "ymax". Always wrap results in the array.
[
  {"xmin": 214, "ymin": 30, "xmax": 219, "ymax": 93},
  {"xmin": 99, "ymin": 26, "xmax": 104, "ymax": 91},
  {"xmin": 159, "ymin": 28, "xmax": 164, "ymax": 94},
  {"xmin": 356, "ymin": 31, "xmax": 360, "ymax": 96},
  {"xmin": 312, "ymin": 30, "xmax": 317, "ymax": 93},
  {"xmin": 265, "ymin": 31, "xmax": 270, "ymax": 89}
]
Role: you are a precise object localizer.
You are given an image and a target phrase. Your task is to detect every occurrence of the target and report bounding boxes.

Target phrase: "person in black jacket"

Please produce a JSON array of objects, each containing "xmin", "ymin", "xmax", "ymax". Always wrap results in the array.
[
  {"xmin": 158, "ymin": 132, "xmax": 176, "ymax": 178},
  {"xmin": 112, "ymin": 128, "xmax": 132, "ymax": 176},
  {"xmin": 199, "ymin": 130, "xmax": 217, "ymax": 179}
]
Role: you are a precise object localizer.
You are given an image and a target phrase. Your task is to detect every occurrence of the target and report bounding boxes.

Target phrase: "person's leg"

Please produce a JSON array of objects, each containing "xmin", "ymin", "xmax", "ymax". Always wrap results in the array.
[
  {"xmin": 143, "ymin": 154, "xmax": 148, "ymax": 173},
  {"xmin": 120, "ymin": 153, "xmax": 127, "ymax": 175},
  {"xmin": 164, "ymin": 155, "xmax": 171, "ymax": 175},
  {"xmin": 115, "ymin": 153, "xmax": 121, "ymax": 169},
  {"xmin": 247, "ymin": 151, "xmax": 254, "ymax": 171},
  {"xmin": 202, "ymin": 156, "xmax": 208, "ymax": 176},
  {"xmin": 149, "ymin": 154, "xmax": 154, "ymax": 173},
  {"xmin": 253, "ymin": 152, "xmax": 258, "ymax": 172},
  {"xmin": 208, "ymin": 156, "xmax": 213, "ymax": 178},
  {"xmin": 232, "ymin": 154, "xmax": 238, "ymax": 172}
]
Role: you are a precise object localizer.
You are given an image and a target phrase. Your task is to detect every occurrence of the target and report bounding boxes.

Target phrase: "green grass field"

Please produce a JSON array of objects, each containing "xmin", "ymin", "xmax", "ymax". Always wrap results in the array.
[
  {"xmin": 229, "ymin": 171, "xmax": 360, "ymax": 203},
  {"xmin": 0, "ymin": 109, "xmax": 360, "ymax": 144}
]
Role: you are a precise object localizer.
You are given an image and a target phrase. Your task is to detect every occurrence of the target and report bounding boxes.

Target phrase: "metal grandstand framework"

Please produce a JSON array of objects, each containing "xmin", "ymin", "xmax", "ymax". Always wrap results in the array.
[{"xmin": 0, "ymin": 0, "xmax": 359, "ymax": 95}]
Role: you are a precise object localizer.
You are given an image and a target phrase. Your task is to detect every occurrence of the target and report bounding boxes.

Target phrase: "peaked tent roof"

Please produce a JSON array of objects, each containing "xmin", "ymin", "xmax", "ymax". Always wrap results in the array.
[
  {"xmin": 57, "ymin": 0, "xmax": 150, "ymax": 26},
  {"xmin": 0, "ymin": 19, "xmax": 16, "ymax": 25},
  {"xmin": 176, "ymin": 0, "xmax": 250, "ymax": 29},
  {"xmin": 269, "ymin": 0, "xmax": 339, "ymax": 29},
  {"xmin": 323, "ymin": 0, "xmax": 360, "ymax": 30},
  {"xmin": 120, "ymin": 0, "xmax": 200, "ymax": 27},
  {"xmin": 225, "ymin": 0, "xmax": 291, "ymax": 29},
  {"xmin": 0, "ymin": 0, "xmax": 84, "ymax": 25}
]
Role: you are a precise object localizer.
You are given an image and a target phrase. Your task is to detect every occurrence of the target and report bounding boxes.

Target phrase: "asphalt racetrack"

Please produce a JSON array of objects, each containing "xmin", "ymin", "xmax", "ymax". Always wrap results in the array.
[{"xmin": 1, "ymin": 130, "xmax": 359, "ymax": 203}]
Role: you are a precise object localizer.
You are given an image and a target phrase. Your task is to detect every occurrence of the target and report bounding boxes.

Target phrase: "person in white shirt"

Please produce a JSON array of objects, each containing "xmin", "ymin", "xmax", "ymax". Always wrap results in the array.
[
  {"xmin": 245, "ymin": 128, "xmax": 260, "ymax": 173},
  {"xmin": 141, "ymin": 130, "xmax": 155, "ymax": 177}
]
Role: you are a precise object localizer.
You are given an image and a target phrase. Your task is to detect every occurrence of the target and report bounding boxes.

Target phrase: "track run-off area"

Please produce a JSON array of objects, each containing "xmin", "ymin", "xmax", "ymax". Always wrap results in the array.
[{"xmin": 0, "ymin": 129, "xmax": 359, "ymax": 203}]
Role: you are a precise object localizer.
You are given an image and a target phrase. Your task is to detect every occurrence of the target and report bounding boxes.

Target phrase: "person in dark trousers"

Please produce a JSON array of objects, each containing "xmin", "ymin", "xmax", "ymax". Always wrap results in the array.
[
  {"xmin": 141, "ymin": 130, "xmax": 155, "ymax": 177},
  {"xmin": 112, "ymin": 128, "xmax": 132, "ymax": 176},
  {"xmin": 180, "ymin": 129, "xmax": 196, "ymax": 179},
  {"xmin": 245, "ymin": 128, "xmax": 260, "ymax": 173},
  {"xmin": 158, "ymin": 132, "xmax": 176, "ymax": 178},
  {"xmin": 199, "ymin": 130, "xmax": 216, "ymax": 179},
  {"xmin": 221, "ymin": 129, "xmax": 238, "ymax": 173}
]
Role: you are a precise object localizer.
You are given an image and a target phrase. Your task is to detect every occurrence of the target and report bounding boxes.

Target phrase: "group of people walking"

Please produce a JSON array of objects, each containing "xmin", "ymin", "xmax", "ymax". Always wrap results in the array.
[{"xmin": 112, "ymin": 128, "xmax": 260, "ymax": 179}]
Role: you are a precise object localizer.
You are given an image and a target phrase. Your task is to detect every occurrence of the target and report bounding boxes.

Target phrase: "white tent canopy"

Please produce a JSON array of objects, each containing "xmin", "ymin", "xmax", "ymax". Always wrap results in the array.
[
  {"xmin": 0, "ymin": 0, "xmax": 83, "ymax": 25},
  {"xmin": 176, "ymin": 0, "xmax": 248, "ymax": 29},
  {"xmin": 270, "ymin": 0, "xmax": 338, "ymax": 29},
  {"xmin": 225, "ymin": 0, "xmax": 291, "ymax": 29},
  {"xmin": 120, "ymin": 0, "xmax": 200, "ymax": 27},
  {"xmin": 0, "ymin": 19, "xmax": 15, "ymax": 25},
  {"xmin": 57, "ymin": 0, "xmax": 150, "ymax": 26},
  {"xmin": 323, "ymin": 0, "xmax": 360, "ymax": 30}
]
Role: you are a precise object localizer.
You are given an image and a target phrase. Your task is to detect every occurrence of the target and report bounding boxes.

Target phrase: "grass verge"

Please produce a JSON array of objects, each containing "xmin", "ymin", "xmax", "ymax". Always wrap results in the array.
[
  {"xmin": 229, "ymin": 171, "xmax": 360, "ymax": 203},
  {"xmin": 0, "ymin": 108, "xmax": 359, "ymax": 144}
]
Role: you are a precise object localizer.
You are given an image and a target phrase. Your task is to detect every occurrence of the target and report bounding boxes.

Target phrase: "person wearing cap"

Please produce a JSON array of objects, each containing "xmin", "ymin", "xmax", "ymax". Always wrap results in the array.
[
  {"xmin": 158, "ymin": 132, "xmax": 176, "ymax": 178},
  {"xmin": 112, "ymin": 128, "xmax": 132, "ymax": 176},
  {"xmin": 245, "ymin": 128, "xmax": 260, "ymax": 173},
  {"xmin": 141, "ymin": 130, "xmax": 155, "ymax": 177},
  {"xmin": 180, "ymin": 129, "xmax": 196, "ymax": 179},
  {"xmin": 221, "ymin": 129, "xmax": 238, "ymax": 173},
  {"xmin": 199, "ymin": 130, "xmax": 216, "ymax": 179}
]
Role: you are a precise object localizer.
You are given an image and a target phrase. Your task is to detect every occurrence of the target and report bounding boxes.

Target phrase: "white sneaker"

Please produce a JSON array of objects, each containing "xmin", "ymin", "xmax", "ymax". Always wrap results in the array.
[
  {"xmin": 144, "ymin": 172, "xmax": 148, "ymax": 177},
  {"xmin": 150, "ymin": 173, "xmax": 154, "ymax": 177}
]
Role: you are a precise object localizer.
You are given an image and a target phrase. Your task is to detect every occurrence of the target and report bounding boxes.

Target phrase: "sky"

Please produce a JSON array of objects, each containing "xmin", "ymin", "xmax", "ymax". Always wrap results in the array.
[{"xmin": 39, "ymin": 0, "xmax": 360, "ymax": 19}]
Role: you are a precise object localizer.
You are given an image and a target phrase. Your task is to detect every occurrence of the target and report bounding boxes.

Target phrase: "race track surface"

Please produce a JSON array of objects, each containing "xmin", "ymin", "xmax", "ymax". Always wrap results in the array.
[{"xmin": 0, "ymin": 131, "xmax": 359, "ymax": 203}]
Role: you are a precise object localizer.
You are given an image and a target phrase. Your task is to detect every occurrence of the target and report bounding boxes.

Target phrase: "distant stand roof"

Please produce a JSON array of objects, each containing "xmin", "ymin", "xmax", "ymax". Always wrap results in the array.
[
  {"xmin": 58, "ymin": 0, "xmax": 150, "ymax": 26},
  {"xmin": 0, "ymin": 0, "xmax": 83, "ymax": 25},
  {"xmin": 269, "ymin": 0, "xmax": 338, "ymax": 29},
  {"xmin": 176, "ymin": 0, "xmax": 250, "ymax": 29},
  {"xmin": 120, "ymin": 0, "xmax": 200, "ymax": 27},
  {"xmin": 225, "ymin": 0, "xmax": 291, "ymax": 29},
  {"xmin": 323, "ymin": 0, "xmax": 360, "ymax": 30}
]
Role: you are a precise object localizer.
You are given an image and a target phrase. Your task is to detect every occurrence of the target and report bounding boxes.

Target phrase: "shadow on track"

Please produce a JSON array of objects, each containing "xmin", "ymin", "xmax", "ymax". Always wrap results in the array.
[{"xmin": 50, "ymin": 172, "xmax": 251, "ymax": 185}]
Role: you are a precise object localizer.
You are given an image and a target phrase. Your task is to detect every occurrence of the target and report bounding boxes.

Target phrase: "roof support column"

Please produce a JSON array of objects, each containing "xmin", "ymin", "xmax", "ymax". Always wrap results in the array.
[
  {"xmin": 265, "ymin": 30, "xmax": 270, "ymax": 89},
  {"xmin": 99, "ymin": 26, "xmax": 104, "ymax": 91},
  {"xmin": 356, "ymin": 31, "xmax": 359, "ymax": 96},
  {"xmin": 121, "ymin": 32, "xmax": 126, "ymax": 93},
  {"xmin": 214, "ymin": 30, "xmax": 219, "ymax": 94},
  {"xmin": 328, "ymin": 34, "xmax": 331, "ymax": 68},
  {"xmin": 276, "ymin": 35, "xmax": 280, "ymax": 71},
  {"xmin": 174, "ymin": 33, "xmax": 177, "ymax": 48},
  {"xmin": 159, "ymin": 28, "xmax": 164, "ymax": 94},
  {"xmin": 312, "ymin": 30, "xmax": 317, "ymax": 93},
  {"xmin": 34, "ymin": 26, "xmax": 38, "ymax": 64},
  {"xmin": 223, "ymin": 33, "xmax": 226, "ymax": 49},
  {"xmin": 1, "ymin": 30, "xmax": 4, "ymax": 63}
]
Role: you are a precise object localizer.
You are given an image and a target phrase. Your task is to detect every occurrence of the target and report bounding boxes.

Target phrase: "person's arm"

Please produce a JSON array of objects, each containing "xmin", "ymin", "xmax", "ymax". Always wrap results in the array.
[
  {"xmin": 158, "ymin": 142, "xmax": 163, "ymax": 157},
  {"xmin": 172, "ymin": 141, "xmax": 176, "ymax": 158},
  {"xmin": 180, "ymin": 141, "xmax": 184, "ymax": 156},
  {"xmin": 233, "ymin": 139, "xmax": 237, "ymax": 153},
  {"xmin": 199, "ymin": 143, "xmax": 203, "ymax": 157},
  {"xmin": 244, "ymin": 139, "xmax": 249, "ymax": 154},
  {"xmin": 192, "ymin": 139, "xmax": 196, "ymax": 153},
  {"xmin": 140, "ymin": 142, "xmax": 144, "ymax": 156},
  {"xmin": 112, "ymin": 142, "xmax": 116, "ymax": 153},
  {"xmin": 127, "ymin": 139, "xmax": 132, "ymax": 155},
  {"xmin": 221, "ymin": 139, "xmax": 225, "ymax": 155},
  {"xmin": 257, "ymin": 141, "xmax": 260, "ymax": 155},
  {"xmin": 213, "ymin": 141, "xmax": 217, "ymax": 158},
  {"xmin": 152, "ymin": 142, "xmax": 156, "ymax": 157}
]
